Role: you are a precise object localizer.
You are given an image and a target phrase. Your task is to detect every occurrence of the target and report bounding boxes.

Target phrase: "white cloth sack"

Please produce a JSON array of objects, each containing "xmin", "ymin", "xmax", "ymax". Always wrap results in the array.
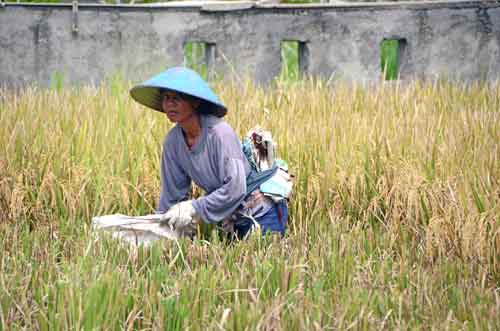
[{"xmin": 92, "ymin": 214, "xmax": 193, "ymax": 246}]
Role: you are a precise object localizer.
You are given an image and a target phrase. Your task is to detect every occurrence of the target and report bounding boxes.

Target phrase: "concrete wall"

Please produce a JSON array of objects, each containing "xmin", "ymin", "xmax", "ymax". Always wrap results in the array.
[{"xmin": 1, "ymin": 1, "xmax": 499, "ymax": 86}]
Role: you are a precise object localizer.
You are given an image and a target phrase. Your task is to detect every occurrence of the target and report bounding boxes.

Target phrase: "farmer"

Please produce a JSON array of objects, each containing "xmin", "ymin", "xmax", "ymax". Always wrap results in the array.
[{"xmin": 130, "ymin": 67, "xmax": 288, "ymax": 239}]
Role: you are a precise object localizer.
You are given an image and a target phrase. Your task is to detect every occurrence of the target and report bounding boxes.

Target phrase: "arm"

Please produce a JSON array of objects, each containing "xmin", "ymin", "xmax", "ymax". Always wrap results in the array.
[{"xmin": 157, "ymin": 141, "xmax": 191, "ymax": 213}]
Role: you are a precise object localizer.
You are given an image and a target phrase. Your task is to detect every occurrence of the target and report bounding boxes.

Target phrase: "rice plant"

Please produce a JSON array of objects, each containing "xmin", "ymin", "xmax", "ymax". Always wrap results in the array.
[{"xmin": 0, "ymin": 77, "xmax": 498, "ymax": 330}]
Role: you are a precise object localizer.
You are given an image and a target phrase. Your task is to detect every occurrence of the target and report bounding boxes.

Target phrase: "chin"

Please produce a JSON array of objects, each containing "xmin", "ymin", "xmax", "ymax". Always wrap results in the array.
[{"xmin": 165, "ymin": 112, "xmax": 178, "ymax": 122}]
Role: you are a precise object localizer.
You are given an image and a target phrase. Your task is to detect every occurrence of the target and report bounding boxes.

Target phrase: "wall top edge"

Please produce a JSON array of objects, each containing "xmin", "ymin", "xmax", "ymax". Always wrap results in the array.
[{"xmin": 2, "ymin": 0, "xmax": 499, "ymax": 12}]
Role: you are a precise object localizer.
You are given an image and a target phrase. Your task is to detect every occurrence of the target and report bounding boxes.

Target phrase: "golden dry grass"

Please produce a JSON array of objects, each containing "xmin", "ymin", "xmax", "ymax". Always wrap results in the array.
[{"xmin": 0, "ymin": 78, "xmax": 498, "ymax": 330}]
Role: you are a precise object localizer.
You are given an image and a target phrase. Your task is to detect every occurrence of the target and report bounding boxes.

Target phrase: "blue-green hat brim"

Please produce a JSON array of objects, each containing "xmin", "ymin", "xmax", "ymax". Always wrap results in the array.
[
  {"xmin": 129, "ymin": 67, "xmax": 227, "ymax": 117},
  {"xmin": 129, "ymin": 85, "xmax": 164, "ymax": 112}
]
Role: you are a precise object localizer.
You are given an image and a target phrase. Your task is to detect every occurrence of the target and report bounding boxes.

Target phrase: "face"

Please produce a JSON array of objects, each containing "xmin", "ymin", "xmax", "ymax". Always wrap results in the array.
[{"xmin": 161, "ymin": 91, "xmax": 199, "ymax": 124}]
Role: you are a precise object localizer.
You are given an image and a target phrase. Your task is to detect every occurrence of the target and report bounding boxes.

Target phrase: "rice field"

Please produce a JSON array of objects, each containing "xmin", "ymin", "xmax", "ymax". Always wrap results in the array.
[{"xmin": 0, "ymin": 77, "xmax": 499, "ymax": 330}]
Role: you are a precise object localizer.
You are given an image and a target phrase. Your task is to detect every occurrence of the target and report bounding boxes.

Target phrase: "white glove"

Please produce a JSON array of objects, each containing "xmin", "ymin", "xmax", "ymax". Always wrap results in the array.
[{"xmin": 161, "ymin": 200, "xmax": 197, "ymax": 230}]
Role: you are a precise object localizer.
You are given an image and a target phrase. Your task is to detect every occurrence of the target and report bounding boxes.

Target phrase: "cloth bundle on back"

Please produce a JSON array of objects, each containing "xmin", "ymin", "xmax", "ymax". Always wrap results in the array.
[
  {"xmin": 92, "ymin": 67, "xmax": 290, "ymax": 246},
  {"xmin": 243, "ymin": 127, "xmax": 293, "ymax": 202}
]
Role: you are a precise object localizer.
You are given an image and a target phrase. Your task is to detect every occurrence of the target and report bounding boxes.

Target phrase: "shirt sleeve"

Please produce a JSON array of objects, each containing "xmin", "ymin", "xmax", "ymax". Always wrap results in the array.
[
  {"xmin": 192, "ymin": 131, "xmax": 248, "ymax": 224},
  {"xmin": 157, "ymin": 139, "xmax": 191, "ymax": 213}
]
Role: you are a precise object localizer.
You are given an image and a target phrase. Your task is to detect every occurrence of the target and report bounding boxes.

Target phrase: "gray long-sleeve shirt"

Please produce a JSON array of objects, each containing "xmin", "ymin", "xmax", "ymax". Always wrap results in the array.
[{"xmin": 157, "ymin": 114, "xmax": 253, "ymax": 223}]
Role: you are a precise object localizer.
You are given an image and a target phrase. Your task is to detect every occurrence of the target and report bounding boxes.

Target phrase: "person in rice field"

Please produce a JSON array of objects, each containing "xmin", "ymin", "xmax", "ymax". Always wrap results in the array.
[{"xmin": 130, "ymin": 67, "xmax": 288, "ymax": 239}]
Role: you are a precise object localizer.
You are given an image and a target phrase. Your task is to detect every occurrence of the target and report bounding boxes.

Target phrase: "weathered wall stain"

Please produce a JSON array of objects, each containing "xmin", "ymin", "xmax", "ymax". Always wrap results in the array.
[{"xmin": 0, "ymin": 1, "xmax": 499, "ymax": 86}]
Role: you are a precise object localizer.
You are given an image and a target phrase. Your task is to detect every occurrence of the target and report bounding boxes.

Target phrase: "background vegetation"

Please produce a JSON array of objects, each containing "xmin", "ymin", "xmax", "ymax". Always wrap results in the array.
[
  {"xmin": 380, "ymin": 39, "xmax": 399, "ymax": 80},
  {"xmin": 0, "ymin": 75, "xmax": 498, "ymax": 330}
]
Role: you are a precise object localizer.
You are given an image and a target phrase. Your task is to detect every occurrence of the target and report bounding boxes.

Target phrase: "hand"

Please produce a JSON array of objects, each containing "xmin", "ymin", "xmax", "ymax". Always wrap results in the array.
[{"xmin": 161, "ymin": 200, "xmax": 197, "ymax": 230}]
